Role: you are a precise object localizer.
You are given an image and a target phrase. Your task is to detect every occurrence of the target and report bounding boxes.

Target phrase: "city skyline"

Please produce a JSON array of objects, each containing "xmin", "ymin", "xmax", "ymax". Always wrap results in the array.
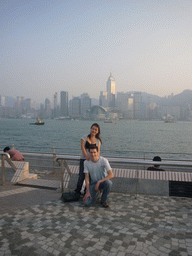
[
  {"xmin": 1, "ymin": 1, "xmax": 192, "ymax": 104},
  {"xmin": 2, "ymin": 71, "xmax": 188, "ymax": 109}
]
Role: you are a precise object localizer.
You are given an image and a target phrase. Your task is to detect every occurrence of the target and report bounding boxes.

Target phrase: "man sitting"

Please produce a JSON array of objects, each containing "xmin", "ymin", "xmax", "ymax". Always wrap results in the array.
[
  {"xmin": 83, "ymin": 145, "xmax": 114, "ymax": 208},
  {"xmin": 147, "ymin": 156, "xmax": 165, "ymax": 171},
  {"xmin": 3, "ymin": 147, "xmax": 24, "ymax": 161}
]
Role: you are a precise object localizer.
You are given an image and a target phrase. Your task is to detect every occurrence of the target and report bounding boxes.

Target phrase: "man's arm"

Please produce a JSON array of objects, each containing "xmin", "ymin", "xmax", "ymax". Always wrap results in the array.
[
  {"xmin": 95, "ymin": 169, "xmax": 114, "ymax": 191},
  {"xmin": 83, "ymin": 173, "xmax": 92, "ymax": 201}
]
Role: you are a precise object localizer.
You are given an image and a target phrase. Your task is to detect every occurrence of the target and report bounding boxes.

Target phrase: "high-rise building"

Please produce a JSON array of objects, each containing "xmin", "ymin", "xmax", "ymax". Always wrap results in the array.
[
  {"xmin": 106, "ymin": 73, "xmax": 116, "ymax": 107},
  {"xmin": 60, "ymin": 91, "xmax": 68, "ymax": 117},
  {"xmin": 25, "ymin": 98, "xmax": 32, "ymax": 110},
  {"xmin": 53, "ymin": 92, "xmax": 59, "ymax": 118},
  {"xmin": 133, "ymin": 92, "xmax": 142, "ymax": 119},
  {"xmin": 81, "ymin": 94, "xmax": 91, "ymax": 119},
  {"xmin": 116, "ymin": 92, "xmax": 133, "ymax": 118},
  {"xmin": 71, "ymin": 97, "xmax": 81, "ymax": 118},
  {"xmin": 0, "ymin": 96, "xmax": 5, "ymax": 107},
  {"xmin": 99, "ymin": 91, "xmax": 108, "ymax": 108},
  {"xmin": 53, "ymin": 93, "xmax": 58, "ymax": 110},
  {"xmin": 45, "ymin": 98, "xmax": 51, "ymax": 118}
]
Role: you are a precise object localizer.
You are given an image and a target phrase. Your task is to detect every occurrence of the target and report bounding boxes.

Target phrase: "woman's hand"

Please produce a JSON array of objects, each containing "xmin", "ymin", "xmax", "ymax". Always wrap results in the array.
[{"xmin": 85, "ymin": 155, "xmax": 90, "ymax": 161}]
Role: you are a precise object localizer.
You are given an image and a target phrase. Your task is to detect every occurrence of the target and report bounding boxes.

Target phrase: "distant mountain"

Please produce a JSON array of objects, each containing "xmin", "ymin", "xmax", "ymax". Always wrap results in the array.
[
  {"xmin": 140, "ymin": 92, "xmax": 162, "ymax": 104},
  {"xmin": 170, "ymin": 90, "xmax": 192, "ymax": 106},
  {"xmin": 126, "ymin": 91, "xmax": 162, "ymax": 104},
  {"xmin": 138, "ymin": 90, "xmax": 192, "ymax": 107}
]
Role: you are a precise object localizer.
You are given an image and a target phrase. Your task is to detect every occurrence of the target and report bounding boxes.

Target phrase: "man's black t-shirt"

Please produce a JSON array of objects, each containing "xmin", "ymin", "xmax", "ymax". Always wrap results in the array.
[{"xmin": 147, "ymin": 166, "xmax": 165, "ymax": 171}]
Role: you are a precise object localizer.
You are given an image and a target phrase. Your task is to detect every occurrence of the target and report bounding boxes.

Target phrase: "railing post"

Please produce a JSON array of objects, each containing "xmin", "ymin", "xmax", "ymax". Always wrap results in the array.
[
  {"xmin": 1, "ymin": 155, "xmax": 5, "ymax": 185},
  {"xmin": 135, "ymin": 164, "xmax": 138, "ymax": 199},
  {"xmin": 143, "ymin": 152, "xmax": 145, "ymax": 170},
  {"xmin": 61, "ymin": 160, "xmax": 64, "ymax": 193},
  {"xmin": 53, "ymin": 147, "xmax": 56, "ymax": 174}
]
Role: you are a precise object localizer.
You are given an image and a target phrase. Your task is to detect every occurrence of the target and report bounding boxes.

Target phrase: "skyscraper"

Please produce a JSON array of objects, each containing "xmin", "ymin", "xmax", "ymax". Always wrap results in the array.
[
  {"xmin": 81, "ymin": 93, "xmax": 91, "ymax": 119},
  {"xmin": 116, "ymin": 92, "xmax": 133, "ymax": 118},
  {"xmin": 45, "ymin": 98, "xmax": 51, "ymax": 118},
  {"xmin": 0, "ymin": 96, "xmax": 5, "ymax": 107},
  {"xmin": 99, "ymin": 91, "xmax": 108, "ymax": 108},
  {"xmin": 60, "ymin": 91, "xmax": 68, "ymax": 117},
  {"xmin": 71, "ymin": 97, "xmax": 81, "ymax": 118},
  {"xmin": 53, "ymin": 92, "xmax": 58, "ymax": 110},
  {"xmin": 53, "ymin": 92, "xmax": 59, "ymax": 118},
  {"xmin": 106, "ymin": 73, "xmax": 116, "ymax": 107},
  {"xmin": 133, "ymin": 92, "xmax": 142, "ymax": 119}
]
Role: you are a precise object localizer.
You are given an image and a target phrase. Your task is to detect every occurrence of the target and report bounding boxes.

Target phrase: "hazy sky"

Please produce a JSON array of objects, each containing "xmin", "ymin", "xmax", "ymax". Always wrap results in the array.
[{"xmin": 1, "ymin": 0, "xmax": 192, "ymax": 104}]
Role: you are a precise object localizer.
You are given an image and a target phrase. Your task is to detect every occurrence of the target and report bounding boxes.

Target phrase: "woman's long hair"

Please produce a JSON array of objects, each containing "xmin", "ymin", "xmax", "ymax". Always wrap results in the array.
[{"xmin": 88, "ymin": 123, "xmax": 102, "ymax": 144}]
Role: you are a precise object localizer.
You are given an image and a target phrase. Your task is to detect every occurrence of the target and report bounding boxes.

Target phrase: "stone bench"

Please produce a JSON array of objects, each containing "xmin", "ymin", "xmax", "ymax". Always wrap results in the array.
[{"xmin": 0, "ymin": 160, "xmax": 37, "ymax": 184}]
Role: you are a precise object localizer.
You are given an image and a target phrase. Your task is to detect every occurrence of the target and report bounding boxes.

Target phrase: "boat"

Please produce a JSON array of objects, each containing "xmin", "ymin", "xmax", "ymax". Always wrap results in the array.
[
  {"xmin": 104, "ymin": 119, "xmax": 113, "ymax": 123},
  {"xmin": 164, "ymin": 120, "xmax": 175, "ymax": 123},
  {"xmin": 30, "ymin": 118, "xmax": 45, "ymax": 125}
]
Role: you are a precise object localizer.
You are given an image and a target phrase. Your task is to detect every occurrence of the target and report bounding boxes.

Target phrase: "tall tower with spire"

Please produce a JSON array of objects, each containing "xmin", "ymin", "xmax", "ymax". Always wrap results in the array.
[{"xmin": 106, "ymin": 73, "xmax": 116, "ymax": 107}]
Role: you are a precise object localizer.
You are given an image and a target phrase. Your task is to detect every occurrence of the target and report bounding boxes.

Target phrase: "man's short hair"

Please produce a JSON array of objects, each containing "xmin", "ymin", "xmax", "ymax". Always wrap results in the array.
[
  {"xmin": 153, "ymin": 156, "xmax": 161, "ymax": 167},
  {"xmin": 3, "ymin": 147, "xmax": 10, "ymax": 152},
  {"xmin": 88, "ymin": 145, "xmax": 98, "ymax": 152},
  {"xmin": 153, "ymin": 156, "xmax": 161, "ymax": 162}
]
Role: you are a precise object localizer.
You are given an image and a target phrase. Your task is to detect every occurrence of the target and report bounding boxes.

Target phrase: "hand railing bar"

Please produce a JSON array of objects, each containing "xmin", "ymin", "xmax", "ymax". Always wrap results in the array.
[
  {"xmin": 1, "ymin": 144, "xmax": 192, "ymax": 157},
  {"xmin": 101, "ymin": 154, "xmax": 192, "ymax": 161},
  {"xmin": 55, "ymin": 155, "xmax": 192, "ymax": 168},
  {"xmin": 20, "ymin": 152, "xmax": 192, "ymax": 165},
  {"xmin": 12, "ymin": 149, "xmax": 192, "ymax": 161}
]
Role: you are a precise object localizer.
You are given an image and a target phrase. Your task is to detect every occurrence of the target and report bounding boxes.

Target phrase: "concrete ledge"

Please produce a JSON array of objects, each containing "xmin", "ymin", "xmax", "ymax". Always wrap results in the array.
[
  {"xmin": 11, "ymin": 162, "xmax": 29, "ymax": 183},
  {"xmin": 29, "ymin": 173, "xmax": 38, "ymax": 179},
  {"xmin": 0, "ymin": 160, "xmax": 33, "ymax": 183},
  {"xmin": 60, "ymin": 165, "xmax": 187, "ymax": 196}
]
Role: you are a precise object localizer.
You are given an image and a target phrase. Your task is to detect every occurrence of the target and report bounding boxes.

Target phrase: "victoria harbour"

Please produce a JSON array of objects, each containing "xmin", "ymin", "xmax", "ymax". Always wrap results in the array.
[{"xmin": 1, "ymin": 118, "xmax": 192, "ymax": 160}]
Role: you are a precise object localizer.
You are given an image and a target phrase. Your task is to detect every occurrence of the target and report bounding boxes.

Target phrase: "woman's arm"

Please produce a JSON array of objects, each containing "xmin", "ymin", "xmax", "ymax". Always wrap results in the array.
[
  {"xmin": 81, "ymin": 138, "xmax": 90, "ymax": 161},
  {"xmin": 97, "ymin": 143, "xmax": 101, "ymax": 154}
]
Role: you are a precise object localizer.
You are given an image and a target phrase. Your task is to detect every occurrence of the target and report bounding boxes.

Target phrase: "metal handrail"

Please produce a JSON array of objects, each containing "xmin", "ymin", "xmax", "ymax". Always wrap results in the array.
[
  {"xmin": 56, "ymin": 155, "xmax": 192, "ymax": 168},
  {"xmin": 1, "ymin": 144, "xmax": 192, "ymax": 160}
]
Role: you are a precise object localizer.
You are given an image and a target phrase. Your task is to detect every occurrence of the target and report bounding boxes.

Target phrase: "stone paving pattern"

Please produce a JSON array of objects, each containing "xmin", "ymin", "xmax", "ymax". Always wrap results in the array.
[{"xmin": 0, "ymin": 183, "xmax": 192, "ymax": 256}]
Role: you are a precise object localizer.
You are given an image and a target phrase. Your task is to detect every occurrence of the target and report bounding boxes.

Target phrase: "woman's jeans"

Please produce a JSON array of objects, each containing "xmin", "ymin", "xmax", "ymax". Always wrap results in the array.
[
  {"xmin": 84, "ymin": 180, "xmax": 112, "ymax": 206},
  {"xmin": 75, "ymin": 159, "xmax": 85, "ymax": 194}
]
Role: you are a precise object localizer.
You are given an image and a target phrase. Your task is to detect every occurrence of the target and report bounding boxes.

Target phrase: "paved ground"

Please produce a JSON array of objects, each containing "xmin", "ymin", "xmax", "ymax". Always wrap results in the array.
[{"xmin": 1, "ymin": 182, "xmax": 192, "ymax": 256}]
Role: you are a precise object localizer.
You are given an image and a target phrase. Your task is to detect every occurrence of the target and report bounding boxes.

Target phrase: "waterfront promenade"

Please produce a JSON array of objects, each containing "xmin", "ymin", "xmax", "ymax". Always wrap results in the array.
[{"xmin": 1, "ymin": 180, "xmax": 192, "ymax": 256}]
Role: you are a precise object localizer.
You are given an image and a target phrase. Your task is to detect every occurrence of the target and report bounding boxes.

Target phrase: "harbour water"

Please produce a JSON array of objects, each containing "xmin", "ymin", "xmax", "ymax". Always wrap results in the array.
[{"xmin": 0, "ymin": 118, "xmax": 192, "ymax": 159}]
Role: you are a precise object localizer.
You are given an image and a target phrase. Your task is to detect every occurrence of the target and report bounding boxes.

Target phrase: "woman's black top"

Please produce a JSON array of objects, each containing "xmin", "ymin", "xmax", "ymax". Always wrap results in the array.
[{"xmin": 85, "ymin": 141, "xmax": 96, "ymax": 149}]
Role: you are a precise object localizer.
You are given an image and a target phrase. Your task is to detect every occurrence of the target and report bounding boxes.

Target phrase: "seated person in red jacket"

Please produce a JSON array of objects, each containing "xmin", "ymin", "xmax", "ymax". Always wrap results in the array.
[
  {"xmin": 3, "ymin": 147, "xmax": 24, "ymax": 161},
  {"xmin": 147, "ymin": 156, "xmax": 165, "ymax": 171}
]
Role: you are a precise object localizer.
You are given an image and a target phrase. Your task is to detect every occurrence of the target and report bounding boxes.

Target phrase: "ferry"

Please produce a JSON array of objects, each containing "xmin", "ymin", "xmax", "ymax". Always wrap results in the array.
[
  {"xmin": 30, "ymin": 118, "xmax": 45, "ymax": 125},
  {"xmin": 104, "ymin": 119, "xmax": 113, "ymax": 123}
]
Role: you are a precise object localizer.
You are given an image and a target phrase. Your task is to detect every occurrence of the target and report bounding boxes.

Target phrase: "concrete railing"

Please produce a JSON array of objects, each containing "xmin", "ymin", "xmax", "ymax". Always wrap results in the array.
[
  {"xmin": 2, "ymin": 144, "xmax": 192, "ymax": 173},
  {"xmin": 56, "ymin": 156, "xmax": 192, "ymax": 197}
]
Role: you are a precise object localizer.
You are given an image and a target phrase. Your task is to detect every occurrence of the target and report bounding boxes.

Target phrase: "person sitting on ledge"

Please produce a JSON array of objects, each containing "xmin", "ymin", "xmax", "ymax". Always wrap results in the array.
[
  {"xmin": 147, "ymin": 156, "xmax": 165, "ymax": 171},
  {"xmin": 3, "ymin": 147, "xmax": 24, "ymax": 161}
]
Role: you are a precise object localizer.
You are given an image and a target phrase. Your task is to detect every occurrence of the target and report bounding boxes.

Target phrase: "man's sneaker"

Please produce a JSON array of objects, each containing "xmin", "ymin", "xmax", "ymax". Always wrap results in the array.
[{"xmin": 101, "ymin": 201, "xmax": 109, "ymax": 208}]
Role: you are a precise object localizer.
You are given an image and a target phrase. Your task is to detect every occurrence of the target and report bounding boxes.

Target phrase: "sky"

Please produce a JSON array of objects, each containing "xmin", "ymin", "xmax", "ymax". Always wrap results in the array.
[{"xmin": 1, "ymin": 0, "xmax": 192, "ymax": 104}]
